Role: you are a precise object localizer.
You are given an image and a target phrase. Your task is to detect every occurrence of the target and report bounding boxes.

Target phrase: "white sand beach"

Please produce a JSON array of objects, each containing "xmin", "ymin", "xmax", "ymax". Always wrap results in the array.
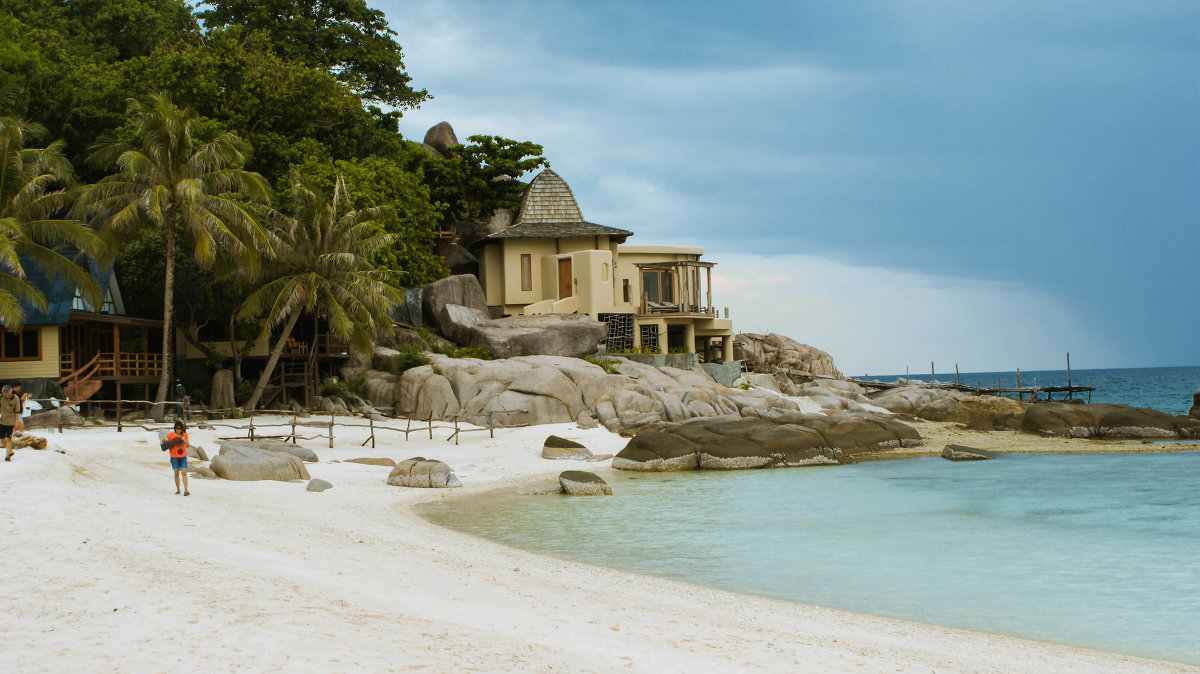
[{"xmin": 1, "ymin": 418, "xmax": 1194, "ymax": 673}]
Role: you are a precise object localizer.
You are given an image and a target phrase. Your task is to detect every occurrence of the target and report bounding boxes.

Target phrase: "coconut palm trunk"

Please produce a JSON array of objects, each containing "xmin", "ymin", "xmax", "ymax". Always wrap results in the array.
[
  {"xmin": 154, "ymin": 208, "xmax": 177, "ymax": 416},
  {"xmin": 243, "ymin": 310, "xmax": 301, "ymax": 411}
]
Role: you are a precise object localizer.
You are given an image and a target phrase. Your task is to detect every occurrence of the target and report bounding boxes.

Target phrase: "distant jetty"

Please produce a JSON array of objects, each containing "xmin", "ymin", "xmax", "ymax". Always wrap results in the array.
[{"xmin": 847, "ymin": 353, "xmax": 1094, "ymax": 403}]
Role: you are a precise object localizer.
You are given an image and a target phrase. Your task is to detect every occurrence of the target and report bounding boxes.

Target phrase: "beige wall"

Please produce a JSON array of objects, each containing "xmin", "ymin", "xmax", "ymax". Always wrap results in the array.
[
  {"xmin": 181, "ymin": 332, "xmax": 272, "ymax": 360},
  {"xmin": 0, "ymin": 327, "xmax": 61, "ymax": 379}
]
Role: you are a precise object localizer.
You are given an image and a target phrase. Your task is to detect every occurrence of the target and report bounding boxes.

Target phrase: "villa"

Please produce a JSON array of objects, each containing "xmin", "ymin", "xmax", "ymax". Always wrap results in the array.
[{"xmin": 472, "ymin": 169, "xmax": 735, "ymax": 361}]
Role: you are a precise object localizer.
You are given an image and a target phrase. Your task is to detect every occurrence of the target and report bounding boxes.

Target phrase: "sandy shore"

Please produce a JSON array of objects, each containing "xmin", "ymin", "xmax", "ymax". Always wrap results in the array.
[{"xmin": 1, "ymin": 417, "xmax": 1195, "ymax": 673}]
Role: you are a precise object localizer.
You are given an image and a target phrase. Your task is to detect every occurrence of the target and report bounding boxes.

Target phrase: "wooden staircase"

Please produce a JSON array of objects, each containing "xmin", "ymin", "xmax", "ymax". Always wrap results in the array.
[
  {"xmin": 58, "ymin": 353, "xmax": 105, "ymax": 402},
  {"xmin": 260, "ymin": 359, "xmax": 313, "ymax": 410}
]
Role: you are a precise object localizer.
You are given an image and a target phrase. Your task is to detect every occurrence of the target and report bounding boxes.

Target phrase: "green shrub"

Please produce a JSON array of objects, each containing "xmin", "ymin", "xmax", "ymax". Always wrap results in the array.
[
  {"xmin": 234, "ymin": 379, "xmax": 255, "ymax": 406},
  {"xmin": 322, "ymin": 377, "xmax": 364, "ymax": 406},
  {"xmin": 391, "ymin": 343, "xmax": 431, "ymax": 375},
  {"xmin": 584, "ymin": 355, "xmax": 619, "ymax": 374},
  {"xmin": 431, "ymin": 342, "xmax": 491, "ymax": 360},
  {"xmin": 346, "ymin": 369, "xmax": 369, "ymax": 397}
]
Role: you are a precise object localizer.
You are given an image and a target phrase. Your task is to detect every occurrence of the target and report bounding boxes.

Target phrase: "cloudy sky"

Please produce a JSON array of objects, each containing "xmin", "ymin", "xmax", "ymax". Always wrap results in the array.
[{"xmin": 376, "ymin": 0, "xmax": 1198, "ymax": 374}]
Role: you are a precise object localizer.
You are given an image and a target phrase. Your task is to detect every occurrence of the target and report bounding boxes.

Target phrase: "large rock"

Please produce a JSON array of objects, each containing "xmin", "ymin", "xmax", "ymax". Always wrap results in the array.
[
  {"xmin": 423, "ymin": 121, "xmax": 459, "ymax": 154},
  {"xmin": 734, "ymin": 333, "xmax": 840, "ymax": 377},
  {"xmin": 387, "ymin": 457, "xmax": 461, "ymax": 488},
  {"xmin": 613, "ymin": 413, "xmax": 921, "ymax": 472},
  {"xmin": 388, "ymin": 287, "xmax": 425, "ymax": 328},
  {"xmin": 210, "ymin": 445, "xmax": 311, "ymax": 481},
  {"xmin": 218, "ymin": 439, "xmax": 318, "ymax": 463},
  {"xmin": 941, "ymin": 444, "xmax": 991, "ymax": 461},
  {"xmin": 542, "ymin": 435, "xmax": 593, "ymax": 460},
  {"xmin": 210, "ymin": 369, "xmax": 235, "ymax": 412},
  {"xmin": 468, "ymin": 313, "xmax": 607, "ymax": 359},
  {"xmin": 23, "ymin": 406, "xmax": 84, "ymax": 430},
  {"xmin": 1191, "ymin": 388, "xmax": 1200, "ymax": 419},
  {"xmin": 422, "ymin": 274, "xmax": 488, "ymax": 335},
  {"xmin": 558, "ymin": 470, "xmax": 612, "ymax": 495},
  {"xmin": 1021, "ymin": 402, "xmax": 1200, "ymax": 439}
]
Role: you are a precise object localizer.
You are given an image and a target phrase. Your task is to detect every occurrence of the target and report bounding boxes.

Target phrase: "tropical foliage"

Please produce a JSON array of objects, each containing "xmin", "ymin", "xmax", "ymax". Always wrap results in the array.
[
  {"xmin": 239, "ymin": 173, "xmax": 404, "ymax": 410},
  {"xmin": 0, "ymin": 81, "xmax": 100, "ymax": 327},
  {"xmin": 77, "ymin": 93, "xmax": 271, "ymax": 404},
  {"xmin": 0, "ymin": 0, "xmax": 550, "ymax": 408}
]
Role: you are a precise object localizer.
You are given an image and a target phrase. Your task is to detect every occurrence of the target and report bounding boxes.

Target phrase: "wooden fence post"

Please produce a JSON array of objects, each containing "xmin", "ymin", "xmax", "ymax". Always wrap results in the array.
[
  {"xmin": 57, "ymin": 405, "xmax": 64, "ymax": 433},
  {"xmin": 117, "ymin": 398, "xmax": 123, "ymax": 432},
  {"xmin": 249, "ymin": 410, "xmax": 255, "ymax": 441},
  {"xmin": 369, "ymin": 415, "xmax": 376, "ymax": 449},
  {"xmin": 328, "ymin": 413, "xmax": 334, "ymax": 449},
  {"xmin": 427, "ymin": 414, "xmax": 433, "ymax": 440},
  {"xmin": 291, "ymin": 412, "xmax": 297, "ymax": 444}
]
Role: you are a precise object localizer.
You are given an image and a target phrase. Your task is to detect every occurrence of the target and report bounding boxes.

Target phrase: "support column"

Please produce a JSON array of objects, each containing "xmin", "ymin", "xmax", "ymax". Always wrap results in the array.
[
  {"xmin": 722, "ymin": 335, "xmax": 734, "ymax": 361},
  {"xmin": 684, "ymin": 321, "xmax": 696, "ymax": 353}
]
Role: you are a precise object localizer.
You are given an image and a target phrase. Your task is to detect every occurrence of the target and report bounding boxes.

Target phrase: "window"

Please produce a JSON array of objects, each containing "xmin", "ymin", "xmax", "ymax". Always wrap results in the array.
[
  {"xmin": 641, "ymin": 270, "xmax": 675, "ymax": 303},
  {"xmin": 0, "ymin": 328, "xmax": 40, "ymax": 361},
  {"xmin": 520, "ymin": 254, "xmax": 532, "ymax": 291},
  {"xmin": 622, "ymin": 279, "xmax": 631, "ymax": 303}
]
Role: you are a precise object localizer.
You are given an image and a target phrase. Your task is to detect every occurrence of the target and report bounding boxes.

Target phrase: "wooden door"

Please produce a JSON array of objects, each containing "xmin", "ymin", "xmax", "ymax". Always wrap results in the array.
[{"xmin": 558, "ymin": 258, "xmax": 573, "ymax": 299}]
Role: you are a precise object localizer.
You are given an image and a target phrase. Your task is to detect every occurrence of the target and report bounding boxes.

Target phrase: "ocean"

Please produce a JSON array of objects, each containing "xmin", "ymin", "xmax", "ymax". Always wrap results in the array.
[
  {"xmin": 420, "ymin": 366, "xmax": 1200, "ymax": 666},
  {"xmin": 867, "ymin": 365, "xmax": 1199, "ymax": 415}
]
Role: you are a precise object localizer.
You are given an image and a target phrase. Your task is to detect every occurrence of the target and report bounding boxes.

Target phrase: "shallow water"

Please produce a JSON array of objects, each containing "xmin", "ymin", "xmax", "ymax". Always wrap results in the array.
[{"xmin": 420, "ymin": 452, "xmax": 1200, "ymax": 665}]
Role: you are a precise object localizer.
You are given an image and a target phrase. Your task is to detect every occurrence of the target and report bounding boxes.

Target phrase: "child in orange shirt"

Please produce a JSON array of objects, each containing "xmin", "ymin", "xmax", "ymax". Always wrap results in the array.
[{"xmin": 162, "ymin": 420, "xmax": 191, "ymax": 496}]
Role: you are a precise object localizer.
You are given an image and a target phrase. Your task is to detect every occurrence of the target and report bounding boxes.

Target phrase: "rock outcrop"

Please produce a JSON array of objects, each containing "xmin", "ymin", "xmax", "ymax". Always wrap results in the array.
[
  {"xmin": 211, "ymin": 444, "xmax": 311, "ymax": 482},
  {"xmin": 612, "ymin": 414, "xmax": 921, "ymax": 472},
  {"xmin": 1191, "ymin": 388, "xmax": 1200, "ymax": 419},
  {"xmin": 390, "ymin": 354, "xmax": 829, "ymax": 434},
  {"xmin": 734, "ymin": 333, "xmax": 840, "ymax": 377},
  {"xmin": 941, "ymin": 445, "xmax": 991, "ymax": 461},
  {"xmin": 869, "ymin": 386, "xmax": 1026, "ymax": 430},
  {"xmin": 1020, "ymin": 402, "xmax": 1200, "ymax": 439},
  {"xmin": 386, "ymin": 457, "xmax": 461, "ymax": 488},
  {"xmin": 423, "ymin": 121, "xmax": 459, "ymax": 155},
  {"xmin": 558, "ymin": 470, "xmax": 612, "ymax": 495},
  {"xmin": 468, "ymin": 314, "xmax": 606, "ymax": 359}
]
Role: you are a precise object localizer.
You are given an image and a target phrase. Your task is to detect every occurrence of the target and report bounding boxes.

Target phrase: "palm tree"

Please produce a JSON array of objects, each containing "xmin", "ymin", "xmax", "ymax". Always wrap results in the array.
[
  {"xmin": 240, "ymin": 172, "xmax": 404, "ymax": 411},
  {"xmin": 0, "ymin": 107, "xmax": 101, "ymax": 328},
  {"xmin": 77, "ymin": 93, "xmax": 271, "ymax": 410}
]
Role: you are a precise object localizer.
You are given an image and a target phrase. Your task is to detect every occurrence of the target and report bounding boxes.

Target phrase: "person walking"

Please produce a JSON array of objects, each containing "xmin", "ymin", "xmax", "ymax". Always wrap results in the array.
[
  {"xmin": 1, "ymin": 384, "xmax": 20, "ymax": 461},
  {"xmin": 12, "ymin": 381, "xmax": 30, "ymax": 435},
  {"xmin": 162, "ymin": 420, "xmax": 191, "ymax": 495},
  {"xmin": 174, "ymin": 380, "xmax": 190, "ymax": 421}
]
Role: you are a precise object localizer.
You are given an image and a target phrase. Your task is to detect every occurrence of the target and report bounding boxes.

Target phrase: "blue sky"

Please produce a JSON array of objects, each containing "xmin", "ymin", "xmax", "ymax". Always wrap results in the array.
[{"xmin": 376, "ymin": 0, "xmax": 1199, "ymax": 374}]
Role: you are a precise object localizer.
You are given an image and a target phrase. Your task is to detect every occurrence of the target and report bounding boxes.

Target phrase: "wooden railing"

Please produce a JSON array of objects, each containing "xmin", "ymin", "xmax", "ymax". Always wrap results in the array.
[
  {"xmin": 94, "ymin": 352, "xmax": 163, "ymax": 377},
  {"xmin": 60, "ymin": 353, "xmax": 75, "ymax": 375}
]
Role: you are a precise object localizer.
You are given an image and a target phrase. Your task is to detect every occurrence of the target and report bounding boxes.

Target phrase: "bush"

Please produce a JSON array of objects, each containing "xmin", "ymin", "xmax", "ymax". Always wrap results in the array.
[
  {"xmin": 234, "ymin": 379, "xmax": 255, "ymax": 406},
  {"xmin": 322, "ymin": 377, "xmax": 364, "ymax": 406},
  {"xmin": 584, "ymin": 355, "xmax": 619, "ymax": 374},
  {"xmin": 431, "ymin": 342, "xmax": 491, "ymax": 360},
  {"xmin": 391, "ymin": 343, "xmax": 431, "ymax": 375}
]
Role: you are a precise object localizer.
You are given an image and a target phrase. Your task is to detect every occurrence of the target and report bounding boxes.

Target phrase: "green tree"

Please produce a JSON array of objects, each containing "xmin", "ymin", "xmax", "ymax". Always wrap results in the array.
[
  {"xmin": 0, "ymin": 94, "xmax": 101, "ymax": 327},
  {"xmin": 290, "ymin": 154, "xmax": 446, "ymax": 285},
  {"xmin": 424, "ymin": 135, "xmax": 548, "ymax": 222},
  {"xmin": 78, "ymin": 93, "xmax": 271, "ymax": 410},
  {"xmin": 239, "ymin": 172, "xmax": 403, "ymax": 411},
  {"xmin": 196, "ymin": 0, "xmax": 428, "ymax": 109}
]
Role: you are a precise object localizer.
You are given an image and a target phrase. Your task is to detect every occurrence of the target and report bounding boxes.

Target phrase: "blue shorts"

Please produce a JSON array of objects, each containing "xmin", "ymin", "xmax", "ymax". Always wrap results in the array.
[{"xmin": 170, "ymin": 456, "xmax": 188, "ymax": 471}]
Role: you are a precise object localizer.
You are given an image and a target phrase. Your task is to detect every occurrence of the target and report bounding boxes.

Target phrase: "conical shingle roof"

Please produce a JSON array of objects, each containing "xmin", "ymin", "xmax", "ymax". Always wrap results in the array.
[{"xmin": 485, "ymin": 169, "xmax": 632, "ymax": 240}]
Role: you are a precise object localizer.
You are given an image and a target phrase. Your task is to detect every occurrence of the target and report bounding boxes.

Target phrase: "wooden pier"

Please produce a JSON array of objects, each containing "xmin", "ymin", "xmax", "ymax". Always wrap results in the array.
[{"xmin": 847, "ymin": 353, "xmax": 1094, "ymax": 403}]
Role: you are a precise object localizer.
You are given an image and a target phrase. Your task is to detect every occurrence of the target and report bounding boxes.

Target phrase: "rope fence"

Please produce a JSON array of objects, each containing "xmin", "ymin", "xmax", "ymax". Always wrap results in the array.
[{"xmin": 22, "ymin": 397, "xmax": 526, "ymax": 447}]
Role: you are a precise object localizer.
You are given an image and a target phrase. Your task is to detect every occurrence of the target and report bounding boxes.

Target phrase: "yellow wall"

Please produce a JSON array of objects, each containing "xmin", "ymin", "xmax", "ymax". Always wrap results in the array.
[
  {"xmin": 481, "ymin": 244, "xmax": 502, "ymax": 306},
  {"xmin": 501, "ymin": 239, "xmax": 558, "ymax": 307},
  {"xmin": 0, "ymin": 327, "xmax": 61, "ymax": 379}
]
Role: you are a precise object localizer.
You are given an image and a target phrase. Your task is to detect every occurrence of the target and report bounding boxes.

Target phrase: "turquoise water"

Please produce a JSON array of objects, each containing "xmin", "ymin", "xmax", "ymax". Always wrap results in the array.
[
  {"xmin": 871, "ymin": 365, "xmax": 1199, "ymax": 415},
  {"xmin": 421, "ymin": 452, "xmax": 1200, "ymax": 665}
]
